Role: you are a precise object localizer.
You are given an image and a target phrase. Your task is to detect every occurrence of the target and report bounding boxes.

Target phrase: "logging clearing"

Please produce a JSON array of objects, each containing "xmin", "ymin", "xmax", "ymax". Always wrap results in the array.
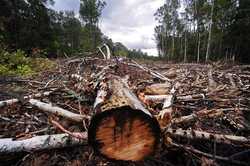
[
  {"xmin": 1, "ymin": 0, "xmax": 250, "ymax": 165},
  {"xmin": 0, "ymin": 53, "xmax": 250, "ymax": 165}
]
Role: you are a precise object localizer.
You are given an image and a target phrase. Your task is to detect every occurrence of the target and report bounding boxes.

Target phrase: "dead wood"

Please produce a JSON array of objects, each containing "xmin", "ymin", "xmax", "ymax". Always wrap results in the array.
[
  {"xmin": 1, "ymin": 56, "xmax": 250, "ymax": 165},
  {"xmin": 0, "ymin": 132, "xmax": 87, "ymax": 154},
  {"xmin": 88, "ymin": 75, "xmax": 160, "ymax": 161},
  {"xmin": 0, "ymin": 90, "xmax": 54, "ymax": 108},
  {"xmin": 171, "ymin": 108, "xmax": 246, "ymax": 125},
  {"xmin": 29, "ymin": 99, "xmax": 90, "ymax": 122},
  {"xmin": 166, "ymin": 128, "xmax": 250, "ymax": 146}
]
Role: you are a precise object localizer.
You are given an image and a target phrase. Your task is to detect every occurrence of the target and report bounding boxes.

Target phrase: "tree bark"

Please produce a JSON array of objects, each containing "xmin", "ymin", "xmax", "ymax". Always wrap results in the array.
[
  {"xmin": 88, "ymin": 76, "xmax": 160, "ymax": 161},
  {"xmin": 0, "ymin": 133, "xmax": 87, "ymax": 153},
  {"xmin": 29, "ymin": 99, "xmax": 90, "ymax": 122}
]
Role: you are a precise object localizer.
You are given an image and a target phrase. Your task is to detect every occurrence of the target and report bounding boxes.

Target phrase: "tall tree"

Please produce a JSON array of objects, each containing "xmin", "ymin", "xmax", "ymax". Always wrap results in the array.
[
  {"xmin": 205, "ymin": 0, "xmax": 214, "ymax": 62},
  {"xmin": 79, "ymin": 0, "xmax": 106, "ymax": 49},
  {"xmin": 0, "ymin": 0, "xmax": 55, "ymax": 51}
]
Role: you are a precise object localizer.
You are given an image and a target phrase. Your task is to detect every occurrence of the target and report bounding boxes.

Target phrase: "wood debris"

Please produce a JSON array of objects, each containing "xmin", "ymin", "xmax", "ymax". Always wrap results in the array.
[{"xmin": 0, "ymin": 56, "xmax": 250, "ymax": 165}]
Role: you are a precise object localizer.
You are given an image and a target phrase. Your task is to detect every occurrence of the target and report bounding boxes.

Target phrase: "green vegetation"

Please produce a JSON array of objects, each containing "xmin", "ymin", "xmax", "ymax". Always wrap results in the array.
[
  {"xmin": 155, "ymin": 0, "xmax": 250, "ymax": 63},
  {"xmin": 0, "ymin": 49, "xmax": 55, "ymax": 76}
]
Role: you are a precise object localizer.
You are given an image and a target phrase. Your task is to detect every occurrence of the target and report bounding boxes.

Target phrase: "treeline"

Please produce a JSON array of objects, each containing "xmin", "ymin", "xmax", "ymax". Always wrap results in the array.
[
  {"xmin": 0, "ymin": 0, "xmax": 148, "ymax": 59},
  {"xmin": 0, "ymin": 0, "xmax": 105, "ymax": 56},
  {"xmin": 155, "ymin": 0, "xmax": 250, "ymax": 63}
]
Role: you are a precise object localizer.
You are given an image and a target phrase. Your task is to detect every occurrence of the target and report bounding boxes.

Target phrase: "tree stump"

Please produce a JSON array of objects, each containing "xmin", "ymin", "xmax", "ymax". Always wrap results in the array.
[{"xmin": 88, "ymin": 76, "xmax": 160, "ymax": 161}]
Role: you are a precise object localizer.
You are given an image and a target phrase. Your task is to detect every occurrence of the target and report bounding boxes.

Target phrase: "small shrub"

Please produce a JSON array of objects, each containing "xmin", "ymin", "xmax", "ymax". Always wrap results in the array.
[
  {"xmin": 16, "ymin": 64, "xmax": 34, "ymax": 76},
  {"xmin": 0, "ymin": 49, "xmax": 55, "ymax": 77}
]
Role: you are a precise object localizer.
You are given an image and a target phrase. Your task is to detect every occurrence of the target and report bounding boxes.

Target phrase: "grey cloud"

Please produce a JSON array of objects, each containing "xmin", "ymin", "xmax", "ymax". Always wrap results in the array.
[{"xmin": 52, "ymin": 0, "xmax": 163, "ymax": 55}]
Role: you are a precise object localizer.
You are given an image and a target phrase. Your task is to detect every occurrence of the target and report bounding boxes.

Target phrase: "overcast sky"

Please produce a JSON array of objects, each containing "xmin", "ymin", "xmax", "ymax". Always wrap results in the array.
[{"xmin": 52, "ymin": 0, "xmax": 164, "ymax": 56}]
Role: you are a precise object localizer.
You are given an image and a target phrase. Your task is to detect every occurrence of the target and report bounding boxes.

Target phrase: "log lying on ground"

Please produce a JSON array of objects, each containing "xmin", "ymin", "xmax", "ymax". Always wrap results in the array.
[
  {"xmin": 0, "ymin": 132, "xmax": 87, "ymax": 153},
  {"xmin": 144, "ymin": 83, "xmax": 172, "ymax": 95},
  {"xmin": 166, "ymin": 128, "xmax": 250, "ymax": 146},
  {"xmin": 88, "ymin": 76, "xmax": 160, "ymax": 161},
  {"xmin": 29, "ymin": 99, "xmax": 90, "ymax": 122},
  {"xmin": 172, "ymin": 109, "xmax": 224, "ymax": 125},
  {"xmin": 128, "ymin": 60, "xmax": 171, "ymax": 82},
  {"xmin": 156, "ymin": 92, "xmax": 175, "ymax": 128},
  {"xmin": 172, "ymin": 108, "xmax": 250, "ymax": 125},
  {"xmin": 0, "ymin": 91, "xmax": 54, "ymax": 108},
  {"xmin": 144, "ymin": 93, "xmax": 205, "ymax": 103}
]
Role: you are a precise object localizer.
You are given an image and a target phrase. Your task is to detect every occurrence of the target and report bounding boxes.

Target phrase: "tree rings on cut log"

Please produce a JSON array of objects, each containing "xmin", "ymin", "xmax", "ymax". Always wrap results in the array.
[{"xmin": 88, "ymin": 106, "xmax": 160, "ymax": 161}]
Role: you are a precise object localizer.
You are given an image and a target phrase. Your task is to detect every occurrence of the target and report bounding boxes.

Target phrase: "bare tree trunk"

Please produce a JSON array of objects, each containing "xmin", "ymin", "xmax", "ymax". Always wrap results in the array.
[
  {"xmin": 172, "ymin": 34, "xmax": 175, "ymax": 60},
  {"xmin": 180, "ymin": 35, "xmax": 183, "ymax": 57},
  {"xmin": 205, "ymin": 0, "xmax": 214, "ymax": 62},
  {"xmin": 197, "ymin": 32, "xmax": 201, "ymax": 63},
  {"xmin": 162, "ymin": 32, "xmax": 165, "ymax": 58},
  {"xmin": 225, "ymin": 48, "xmax": 228, "ymax": 61},
  {"xmin": 184, "ymin": 31, "xmax": 187, "ymax": 62}
]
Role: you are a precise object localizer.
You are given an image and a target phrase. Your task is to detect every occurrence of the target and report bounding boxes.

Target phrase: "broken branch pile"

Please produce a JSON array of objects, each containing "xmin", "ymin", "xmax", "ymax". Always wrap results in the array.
[{"xmin": 0, "ymin": 56, "xmax": 250, "ymax": 165}]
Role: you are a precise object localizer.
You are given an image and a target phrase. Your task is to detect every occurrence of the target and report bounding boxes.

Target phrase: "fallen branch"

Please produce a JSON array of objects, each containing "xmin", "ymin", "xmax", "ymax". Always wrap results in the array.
[
  {"xmin": 208, "ymin": 69, "xmax": 217, "ymax": 91},
  {"xmin": 129, "ymin": 60, "xmax": 171, "ymax": 82},
  {"xmin": 29, "ymin": 99, "xmax": 90, "ymax": 122},
  {"xmin": 51, "ymin": 119, "xmax": 87, "ymax": 139},
  {"xmin": 0, "ymin": 90, "xmax": 54, "ymax": 108},
  {"xmin": 145, "ymin": 94, "xmax": 205, "ymax": 102},
  {"xmin": 226, "ymin": 73, "xmax": 237, "ymax": 88},
  {"xmin": 171, "ymin": 108, "xmax": 229, "ymax": 125},
  {"xmin": 166, "ymin": 128, "xmax": 250, "ymax": 146},
  {"xmin": 0, "ymin": 132, "xmax": 87, "ymax": 154},
  {"xmin": 70, "ymin": 74, "xmax": 85, "ymax": 82},
  {"xmin": 97, "ymin": 44, "xmax": 111, "ymax": 60},
  {"xmin": 156, "ymin": 94, "xmax": 174, "ymax": 128}
]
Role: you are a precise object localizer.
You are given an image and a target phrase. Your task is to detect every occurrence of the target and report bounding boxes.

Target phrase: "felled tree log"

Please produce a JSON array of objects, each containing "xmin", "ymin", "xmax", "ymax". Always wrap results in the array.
[
  {"xmin": 156, "ymin": 92, "xmax": 175, "ymax": 129},
  {"xmin": 29, "ymin": 99, "xmax": 90, "ymax": 122},
  {"xmin": 88, "ymin": 76, "xmax": 161, "ymax": 161},
  {"xmin": 144, "ymin": 83, "xmax": 172, "ymax": 95},
  {"xmin": 0, "ymin": 90, "xmax": 54, "ymax": 108},
  {"xmin": 166, "ymin": 128, "xmax": 250, "ymax": 146},
  {"xmin": 0, "ymin": 132, "xmax": 87, "ymax": 153},
  {"xmin": 144, "ymin": 93, "xmax": 205, "ymax": 103}
]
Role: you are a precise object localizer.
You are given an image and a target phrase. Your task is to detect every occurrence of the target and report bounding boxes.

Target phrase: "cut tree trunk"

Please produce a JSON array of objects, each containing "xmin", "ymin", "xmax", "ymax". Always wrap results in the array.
[{"xmin": 88, "ymin": 76, "xmax": 160, "ymax": 161}]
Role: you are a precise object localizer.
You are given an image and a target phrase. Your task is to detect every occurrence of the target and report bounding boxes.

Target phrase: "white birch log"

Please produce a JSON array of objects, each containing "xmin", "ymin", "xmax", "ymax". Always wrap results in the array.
[
  {"xmin": 0, "ymin": 132, "xmax": 87, "ymax": 153},
  {"xmin": 98, "ymin": 46, "xmax": 106, "ymax": 59},
  {"xmin": 29, "ymin": 99, "xmax": 90, "ymax": 122},
  {"xmin": 70, "ymin": 74, "xmax": 85, "ymax": 82},
  {"xmin": 177, "ymin": 94, "xmax": 205, "ymax": 101},
  {"xmin": 103, "ymin": 43, "xmax": 111, "ymax": 60},
  {"xmin": 0, "ymin": 91, "xmax": 53, "ymax": 108}
]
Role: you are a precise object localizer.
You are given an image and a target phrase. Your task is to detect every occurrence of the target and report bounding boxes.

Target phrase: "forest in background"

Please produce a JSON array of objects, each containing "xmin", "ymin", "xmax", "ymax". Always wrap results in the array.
[
  {"xmin": 155, "ymin": 0, "xmax": 250, "ymax": 63},
  {"xmin": 0, "ymin": 0, "xmax": 250, "ymax": 65},
  {"xmin": 0, "ymin": 0, "xmax": 149, "ymax": 59}
]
